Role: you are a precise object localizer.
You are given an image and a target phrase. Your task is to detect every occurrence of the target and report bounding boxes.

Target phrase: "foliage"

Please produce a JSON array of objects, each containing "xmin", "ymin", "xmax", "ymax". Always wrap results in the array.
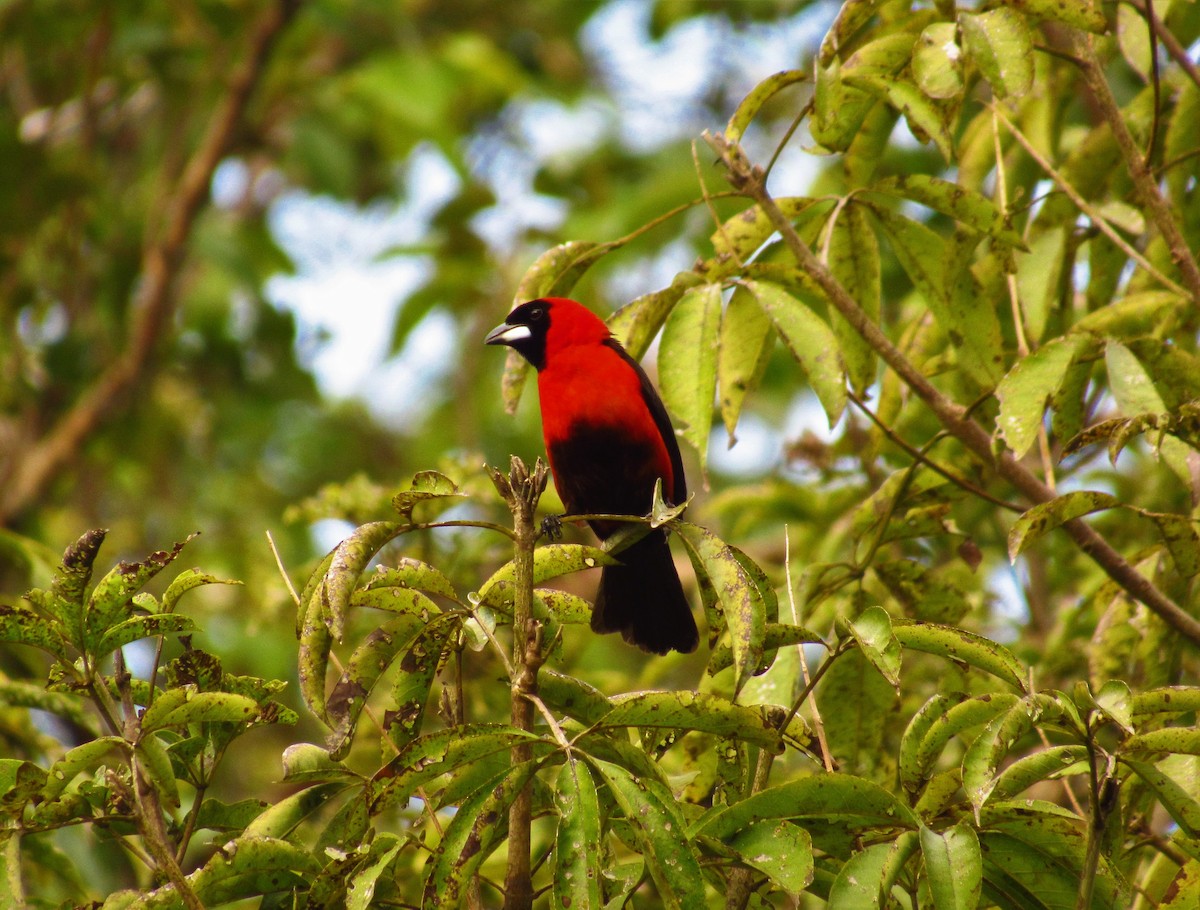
[{"xmin": 5, "ymin": 0, "xmax": 1200, "ymax": 907}]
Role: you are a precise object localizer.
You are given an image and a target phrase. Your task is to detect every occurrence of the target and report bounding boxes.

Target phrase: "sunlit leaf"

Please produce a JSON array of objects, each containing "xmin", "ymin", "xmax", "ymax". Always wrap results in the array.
[
  {"xmin": 593, "ymin": 759, "xmax": 707, "ymax": 910},
  {"xmin": 553, "ymin": 759, "xmax": 603, "ymax": 909},
  {"xmin": 996, "ymin": 335, "xmax": 1088, "ymax": 458},
  {"xmin": 659, "ymin": 282, "xmax": 721, "ymax": 472},
  {"xmin": 743, "ymin": 279, "xmax": 846, "ymax": 426},
  {"xmin": 921, "ymin": 822, "xmax": 982, "ymax": 910},
  {"xmin": 726, "ymin": 70, "xmax": 807, "ymax": 143},
  {"xmin": 675, "ymin": 521, "xmax": 767, "ymax": 695},
  {"xmin": 1008, "ymin": 491, "xmax": 1122, "ymax": 562},
  {"xmin": 422, "ymin": 759, "xmax": 543, "ymax": 908},
  {"xmin": 718, "ymin": 285, "xmax": 774, "ymax": 443},
  {"xmin": 960, "ymin": 8, "xmax": 1034, "ymax": 99}
]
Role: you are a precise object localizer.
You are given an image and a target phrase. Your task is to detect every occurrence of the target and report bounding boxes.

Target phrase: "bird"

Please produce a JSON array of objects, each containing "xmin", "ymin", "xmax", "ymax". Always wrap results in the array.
[{"xmin": 485, "ymin": 297, "xmax": 699, "ymax": 654}]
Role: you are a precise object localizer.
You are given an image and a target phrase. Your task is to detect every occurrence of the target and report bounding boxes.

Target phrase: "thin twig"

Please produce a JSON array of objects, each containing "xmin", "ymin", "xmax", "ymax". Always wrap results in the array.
[
  {"xmin": 989, "ymin": 105, "xmax": 1187, "ymax": 298},
  {"xmin": 785, "ymin": 527, "xmax": 832, "ymax": 772},
  {"xmin": 1072, "ymin": 32, "xmax": 1200, "ymax": 301}
]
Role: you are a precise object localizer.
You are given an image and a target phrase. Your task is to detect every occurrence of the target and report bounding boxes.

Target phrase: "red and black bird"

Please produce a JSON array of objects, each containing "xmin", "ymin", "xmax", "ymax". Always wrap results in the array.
[{"xmin": 485, "ymin": 297, "xmax": 699, "ymax": 655}]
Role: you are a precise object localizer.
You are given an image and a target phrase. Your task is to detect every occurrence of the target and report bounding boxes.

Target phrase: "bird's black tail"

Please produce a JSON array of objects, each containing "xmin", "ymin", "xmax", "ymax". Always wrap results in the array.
[{"xmin": 591, "ymin": 530, "xmax": 698, "ymax": 655}]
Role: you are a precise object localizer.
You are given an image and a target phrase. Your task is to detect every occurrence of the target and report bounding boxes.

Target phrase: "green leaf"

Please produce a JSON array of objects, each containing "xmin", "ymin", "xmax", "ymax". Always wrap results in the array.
[
  {"xmin": 696, "ymin": 772, "xmax": 920, "ymax": 839},
  {"xmin": 309, "ymin": 521, "xmax": 407, "ymax": 642},
  {"xmin": 1159, "ymin": 861, "xmax": 1200, "ymax": 910},
  {"xmin": 826, "ymin": 201, "xmax": 880, "ymax": 395},
  {"xmin": 1073, "ymin": 291, "xmax": 1188, "ymax": 340},
  {"xmin": 708, "ymin": 197, "xmax": 830, "ymax": 269},
  {"xmin": 818, "ymin": 648, "xmax": 897, "ymax": 776},
  {"xmin": 743, "ymin": 279, "xmax": 846, "ymax": 426},
  {"xmin": 422, "ymin": 759, "xmax": 543, "ymax": 908},
  {"xmin": 874, "ymin": 559, "xmax": 970, "ymax": 624},
  {"xmin": 659, "ymin": 282, "xmax": 721, "ymax": 472},
  {"xmin": 869, "ymin": 174, "xmax": 1024, "ymax": 248},
  {"xmin": 160, "ymin": 569, "xmax": 241, "ymax": 614},
  {"xmin": 369, "ymin": 724, "xmax": 543, "ymax": 815},
  {"xmin": 900, "ymin": 693, "xmax": 962, "ymax": 794},
  {"xmin": 726, "ymin": 70, "xmax": 807, "ymax": 143},
  {"xmin": 0, "ymin": 680, "xmax": 94, "ymax": 733},
  {"xmin": 609, "ymin": 282, "xmax": 690, "ymax": 361},
  {"xmin": 390, "ymin": 470, "xmax": 464, "ymax": 517},
  {"xmin": 1122, "ymin": 759, "xmax": 1200, "ymax": 837},
  {"xmin": 828, "ymin": 833, "xmax": 919, "ymax": 908},
  {"xmin": 347, "ymin": 837, "xmax": 403, "ymax": 910},
  {"xmin": 1008, "ymin": 491, "xmax": 1121, "ymax": 562},
  {"xmin": 892, "ymin": 621, "xmax": 1029, "ymax": 692},
  {"xmin": 476, "ymin": 544, "xmax": 615, "ymax": 612},
  {"xmin": 913, "ymin": 23, "xmax": 964, "ymax": 99},
  {"xmin": 916, "ymin": 695, "xmax": 1022, "ymax": 790},
  {"xmin": 0, "ymin": 601, "xmax": 71, "ymax": 659},
  {"xmin": 593, "ymin": 759, "xmax": 707, "ymax": 910},
  {"xmin": 1016, "ymin": 227, "xmax": 1068, "ymax": 343},
  {"xmin": 1124, "ymin": 728, "xmax": 1200, "ymax": 756},
  {"xmin": 40, "ymin": 737, "xmax": 125, "ymax": 800},
  {"xmin": 813, "ymin": 61, "xmax": 877, "ymax": 152},
  {"xmin": 867, "ymin": 204, "xmax": 1002, "ymax": 385},
  {"xmin": 1107, "ymin": 340, "xmax": 1193, "ymax": 486},
  {"xmin": 838, "ymin": 605, "xmax": 902, "ymax": 691},
  {"xmin": 819, "ymin": 0, "xmax": 890, "ymax": 65},
  {"xmin": 675, "ymin": 522, "xmax": 767, "ymax": 696},
  {"xmin": 245, "ymin": 782, "xmax": 350, "ymax": 839},
  {"xmin": 989, "ymin": 745, "xmax": 1089, "ymax": 802},
  {"xmin": 728, "ymin": 820, "xmax": 813, "ymax": 894},
  {"xmin": 94, "ymin": 613, "xmax": 196, "ymax": 660},
  {"xmin": 136, "ymin": 735, "xmax": 180, "ymax": 810},
  {"xmin": 553, "ymin": 759, "xmax": 603, "ymax": 910},
  {"xmin": 368, "ymin": 557, "xmax": 455, "ymax": 600},
  {"xmin": 996, "ymin": 336, "xmax": 1089, "ymax": 458},
  {"xmin": 383, "ymin": 615, "xmax": 459, "ymax": 751},
  {"xmin": 959, "ymin": 8, "xmax": 1034, "ymax": 99},
  {"xmin": 85, "ymin": 534, "xmax": 196, "ymax": 650},
  {"xmin": 50, "ymin": 528, "xmax": 108, "ymax": 644},
  {"xmin": 718, "ymin": 285, "xmax": 775, "ymax": 443},
  {"xmin": 963, "ymin": 698, "xmax": 1059, "ymax": 812},
  {"xmin": 843, "ymin": 71, "xmax": 953, "ymax": 161},
  {"xmin": 281, "ymin": 743, "xmax": 361, "ymax": 784},
  {"xmin": 185, "ymin": 835, "xmax": 322, "ymax": 906},
  {"xmin": 1008, "ymin": 0, "xmax": 1105, "ymax": 32},
  {"xmin": 598, "ymin": 690, "xmax": 783, "ymax": 751},
  {"xmin": 707, "ymin": 622, "xmax": 825, "ymax": 675},
  {"xmin": 324, "ymin": 613, "xmax": 428, "ymax": 757},
  {"xmin": 140, "ymin": 689, "xmax": 261, "ymax": 732},
  {"xmin": 921, "ymin": 823, "xmax": 982, "ymax": 910},
  {"xmin": 1132, "ymin": 686, "xmax": 1200, "ymax": 721}
]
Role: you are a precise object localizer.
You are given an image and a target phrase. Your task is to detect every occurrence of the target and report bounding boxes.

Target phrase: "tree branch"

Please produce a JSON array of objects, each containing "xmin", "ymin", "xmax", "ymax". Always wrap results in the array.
[
  {"xmin": 704, "ymin": 131, "xmax": 1200, "ymax": 646},
  {"xmin": 0, "ymin": 0, "xmax": 301, "ymax": 525},
  {"xmin": 1072, "ymin": 32, "xmax": 1200, "ymax": 303}
]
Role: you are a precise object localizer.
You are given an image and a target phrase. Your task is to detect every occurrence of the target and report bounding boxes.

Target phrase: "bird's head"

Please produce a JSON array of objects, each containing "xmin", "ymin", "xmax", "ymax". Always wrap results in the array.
[{"xmin": 484, "ymin": 298, "xmax": 611, "ymax": 371}]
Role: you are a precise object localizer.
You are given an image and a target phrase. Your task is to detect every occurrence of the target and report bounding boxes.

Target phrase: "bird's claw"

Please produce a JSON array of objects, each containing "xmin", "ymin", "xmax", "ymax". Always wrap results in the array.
[{"xmin": 540, "ymin": 514, "xmax": 564, "ymax": 541}]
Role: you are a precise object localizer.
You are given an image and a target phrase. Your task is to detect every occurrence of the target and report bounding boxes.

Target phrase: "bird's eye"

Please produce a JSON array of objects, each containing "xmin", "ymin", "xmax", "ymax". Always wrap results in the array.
[{"xmin": 529, "ymin": 306, "xmax": 546, "ymax": 322}]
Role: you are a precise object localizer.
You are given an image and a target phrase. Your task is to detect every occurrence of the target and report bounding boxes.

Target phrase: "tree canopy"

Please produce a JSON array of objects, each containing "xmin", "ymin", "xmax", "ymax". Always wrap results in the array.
[{"xmin": 4, "ymin": 0, "xmax": 1200, "ymax": 907}]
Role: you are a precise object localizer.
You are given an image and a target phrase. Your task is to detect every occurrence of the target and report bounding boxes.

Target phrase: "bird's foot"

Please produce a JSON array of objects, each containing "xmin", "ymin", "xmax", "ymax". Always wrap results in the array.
[{"xmin": 540, "ymin": 514, "xmax": 564, "ymax": 541}]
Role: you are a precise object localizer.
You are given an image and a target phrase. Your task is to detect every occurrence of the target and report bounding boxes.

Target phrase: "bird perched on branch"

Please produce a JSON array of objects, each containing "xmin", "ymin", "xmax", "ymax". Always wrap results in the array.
[{"xmin": 485, "ymin": 297, "xmax": 699, "ymax": 654}]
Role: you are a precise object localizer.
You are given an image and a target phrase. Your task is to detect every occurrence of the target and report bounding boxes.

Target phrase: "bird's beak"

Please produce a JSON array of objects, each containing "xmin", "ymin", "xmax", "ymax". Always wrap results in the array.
[{"xmin": 484, "ymin": 322, "xmax": 532, "ymax": 346}]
